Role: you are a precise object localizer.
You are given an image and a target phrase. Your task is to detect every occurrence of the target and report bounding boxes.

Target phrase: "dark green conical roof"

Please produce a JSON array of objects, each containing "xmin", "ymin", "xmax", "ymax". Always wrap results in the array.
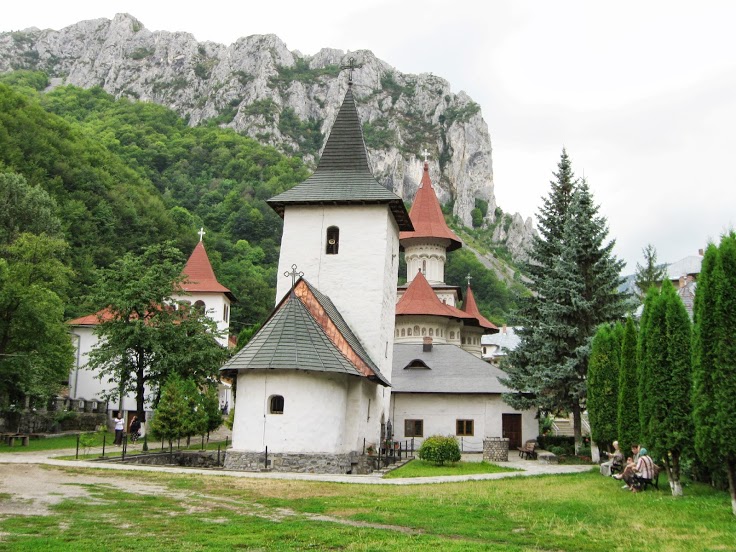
[{"xmin": 268, "ymin": 87, "xmax": 412, "ymax": 231}]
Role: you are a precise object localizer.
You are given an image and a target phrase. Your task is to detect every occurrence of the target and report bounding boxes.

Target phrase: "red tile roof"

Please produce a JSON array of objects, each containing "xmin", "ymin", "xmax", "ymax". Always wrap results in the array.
[
  {"xmin": 462, "ymin": 286, "xmax": 499, "ymax": 331},
  {"xmin": 396, "ymin": 270, "xmax": 474, "ymax": 321},
  {"xmin": 399, "ymin": 162, "xmax": 462, "ymax": 251},
  {"xmin": 67, "ymin": 309, "xmax": 115, "ymax": 326},
  {"xmin": 181, "ymin": 241, "xmax": 236, "ymax": 301}
]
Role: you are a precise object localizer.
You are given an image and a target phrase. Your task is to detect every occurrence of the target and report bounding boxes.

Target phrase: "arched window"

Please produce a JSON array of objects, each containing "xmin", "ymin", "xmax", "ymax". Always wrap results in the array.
[
  {"xmin": 450, "ymin": 331, "xmax": 455, "ymax": 340},
  {"xmin": 414, "ymin": 325, "xmax": 420, "ymax": 335},
  {"xmin": 422, "ymin": 260, "xmax": 427, "ymax": 274},
  {"xmin": 326, "ymin": 226, "xmax": 339, "ymax": 255},
  {"xmin": 269, "ymin": 395, "xmax": 284, "ymax": 414},
  {"xmin": 194, "ymin": 300, "xmax": 206, "ymax": 312},
  {"xmin": 407, "ymin": 328, "xmax": 412, "ymax": 336},
  {"xmin": 401, "ymin": 328, "xmax": 405, "ymax": 337},
  {"xmin": 428, "ymin": 328, "xmax": 434, "ymax": 337},
  {"xmin": 421, "ymin": 327, "xmax": 426, "ymax": 336}
]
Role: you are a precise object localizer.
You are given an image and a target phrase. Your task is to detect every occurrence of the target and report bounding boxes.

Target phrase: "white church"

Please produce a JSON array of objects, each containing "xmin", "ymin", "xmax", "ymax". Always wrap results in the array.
[
  {"xmin": 67, "ymin": 236, "xmax": 236, "ymax": 423},
  {"xmin": 222, "ymin": 71, "xmax": 535, "ymax": 473}
]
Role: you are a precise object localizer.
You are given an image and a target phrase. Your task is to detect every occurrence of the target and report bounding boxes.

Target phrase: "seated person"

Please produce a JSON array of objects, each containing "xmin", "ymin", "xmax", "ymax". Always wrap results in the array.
[
  {"xmin": 600, "ymin": 440, "xmax": 624, "ymax": 476},
  {"xmin": 618, "ymin": 447, "xmax": 654, "ymax": 492}
]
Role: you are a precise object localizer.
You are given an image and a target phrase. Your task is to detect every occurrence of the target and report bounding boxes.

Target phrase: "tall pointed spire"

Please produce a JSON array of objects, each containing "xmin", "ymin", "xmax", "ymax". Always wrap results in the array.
[
  {"xmin": 462, "ymin": 285, "xmax": 498, "ymax": 331},
  {"xmin": 267, "ymin": 84, "xmax": 412, "ymax": 231},
  {"xmin": 400, "ymin": 162, "xmax": 462, "ymax": 251}
]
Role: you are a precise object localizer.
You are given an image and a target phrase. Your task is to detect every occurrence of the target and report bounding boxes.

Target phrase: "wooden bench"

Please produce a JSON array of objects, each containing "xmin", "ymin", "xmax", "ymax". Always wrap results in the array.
[
  {"xmin": 518, "ymin": 440, "xmax": 538, "ymax": 460},
  {"xmin": 634, "ymin": 467, "xmax": 660, "ymax": 491}
]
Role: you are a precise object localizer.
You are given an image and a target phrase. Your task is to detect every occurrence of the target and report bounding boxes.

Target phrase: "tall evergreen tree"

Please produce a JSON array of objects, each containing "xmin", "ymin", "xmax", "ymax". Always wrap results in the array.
[
  {"xmin": 637, "ymin": 287, "xmax": 658, "ymax": 443},
  {"xmin": 634, "ymin": 244, "xmax": 666, "ymax": 299},
  {"xmin": 691, "ymin": 244, "xmax": 719, "ymax": 474},
  {"xmin": 693, "ymin": 234, "xmax": 736, "ymax": 514},
  {"xmin": 617, "ymin": 316, "xmax": 639, "ymax": 453},
  {"xmin": 640, "ymin": 280, "xmax": 692, "ymax": 496},
  {"xmin": 504, "ymin": 155, "xmax": 625, "ymax": 451},
  {"xmin": 588, "ymin": 322, "xmax": 622, "ymax": 452}
]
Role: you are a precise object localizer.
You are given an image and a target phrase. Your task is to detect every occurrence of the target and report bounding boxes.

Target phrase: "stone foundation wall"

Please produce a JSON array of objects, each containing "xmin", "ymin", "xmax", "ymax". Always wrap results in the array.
[
  {"xmin": 224, "ymin": 450, "xmax": 357, "ymax": 474},
  {"xmin": 483, "ymin": 437, "xmax": 509, "ymax": 462},
  {"xmin": 115, "ymin": 451, "xmax": 221, "ymax": 468}
]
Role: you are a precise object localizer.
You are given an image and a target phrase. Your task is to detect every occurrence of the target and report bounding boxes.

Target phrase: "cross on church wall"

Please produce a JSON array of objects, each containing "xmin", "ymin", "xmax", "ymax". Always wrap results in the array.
[{"xmin": 340, "ymin": 57, "xmax": 363, "ymax": 84}]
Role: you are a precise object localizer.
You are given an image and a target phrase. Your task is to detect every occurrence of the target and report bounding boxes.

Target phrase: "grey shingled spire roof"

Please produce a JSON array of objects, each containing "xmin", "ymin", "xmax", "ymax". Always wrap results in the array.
[
  {"xmin": 221, "ymin": 279, "xmax": 390, "ymax": 386},
  {"xmin": 268, "ymin": 86, "xmax": 412, "ymax": 231}
]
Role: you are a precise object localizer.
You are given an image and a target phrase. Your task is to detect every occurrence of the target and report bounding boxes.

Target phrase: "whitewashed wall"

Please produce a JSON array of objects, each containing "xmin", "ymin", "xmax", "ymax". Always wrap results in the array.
[
  {"xmin": 391, "ymin": 393, "xmax": 537, "ymax": 452},
  {"xmin": 173, "ymin": 291, "xmax": 231, "ymax": 347},
  {"xmin": 233, "ymin": 370, "xmax": 385, "ymax": 453},
  {"xmin": 404, "ymin": 240, "xmax": 449, "ymax": 285}
]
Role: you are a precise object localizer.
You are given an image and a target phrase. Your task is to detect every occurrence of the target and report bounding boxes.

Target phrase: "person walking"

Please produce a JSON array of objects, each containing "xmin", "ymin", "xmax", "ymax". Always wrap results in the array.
[
  {"xmin": 128, "ymin": 415, "xmax": 141, "ymax": 443},
  {"xmin": 113, "ymin": 412, "xmax": 125, "ymax": 446}
]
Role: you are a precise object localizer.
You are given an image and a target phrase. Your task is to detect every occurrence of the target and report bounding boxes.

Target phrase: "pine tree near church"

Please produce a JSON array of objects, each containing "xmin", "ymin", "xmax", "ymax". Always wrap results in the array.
[
  {"xmin": 617, "ymin": 316, "xmax": 639, "ymax": 454},
  {"xmin": 503, "ymin": 153, "xmax": 625, "ymax": 452},
  {"xmin": 692, "ymin": 234, "xmax": 736, "ymax": 515},
  {"xmin": 634, "ymin": 244, "xmax": 666, "ymax": 299},
  {"xmin": 639, "ymin": 280, "xmax": 692, "ymax": 496}
]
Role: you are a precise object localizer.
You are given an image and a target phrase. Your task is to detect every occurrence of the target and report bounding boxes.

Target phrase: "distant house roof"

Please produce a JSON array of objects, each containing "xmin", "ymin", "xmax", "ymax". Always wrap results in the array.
[
  {"xmin": 399, "ymin": 162, "xmax": 461, "ymax": 251},
  {"xmin": 392, "ymin": 343, "xmax": 511, "ymax": 394},
  {"xmin": 67, "ymin": 309, "xmax": 115, "ymax": 326},
  {"xmin": 665, "ymin": 255, "xmax": 702, "ymax": 281},
  {"xmin": 181, "ymin": 241, "xmax": 236, "ymax": 301},
  {"xmin": 462, "ymin": 286, "xmax": 498, "ymax": 332},
  {"xmin": 395, "ymin": 270, "xmax": 476, "ymax": 322},
  {"xmin": 481, "ymin": 326, "xmax": 521, "ymax": 352},
  {"xmin": 267, "ymin": 86, "xmax": 412, "ymax": 231},
  {"xmin": 222, "ymin": 278, "xmax": 389, "ymax": 386}
]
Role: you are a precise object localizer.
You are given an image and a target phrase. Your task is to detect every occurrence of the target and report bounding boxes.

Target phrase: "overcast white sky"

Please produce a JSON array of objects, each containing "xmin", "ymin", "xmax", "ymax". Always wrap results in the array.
[{"xmin": 4, "ymin": 0, "xmax": 735, "ymax": 272}]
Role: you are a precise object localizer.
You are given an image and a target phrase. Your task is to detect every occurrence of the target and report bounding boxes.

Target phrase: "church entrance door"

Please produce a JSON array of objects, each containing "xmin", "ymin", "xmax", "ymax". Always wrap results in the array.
[{"xmin": 502, "ymin": 414, "xmax": 522, "ymax": 450}]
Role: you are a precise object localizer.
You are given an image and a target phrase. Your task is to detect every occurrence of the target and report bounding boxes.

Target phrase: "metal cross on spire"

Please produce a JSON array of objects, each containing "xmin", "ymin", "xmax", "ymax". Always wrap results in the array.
[
  {"xmin": 422, "ymin": 148, "xmax": 430, "ymax": 163},
  {"xmin": 466, "ymin": 273, "xmax": 473, "ymax": 287},
  {"xmin": 340, "ymin": 56, "xmax": 363, "ymax": 85},
  {"xmin": 284, "ymin": 264, "xmax": 304, "ymax": 290},
  {"xmin": 198, "ymin": 227, "xmax": 206, "ymax": 242}
]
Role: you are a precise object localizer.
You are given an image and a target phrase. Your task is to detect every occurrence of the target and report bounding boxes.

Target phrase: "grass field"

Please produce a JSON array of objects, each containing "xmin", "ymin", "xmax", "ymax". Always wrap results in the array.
[
  {"xmin": 384, "ymin": 459, "xmax": 519, "ymax": 478},
  {"xmin": 0, "ymin": 465, "xmax": 733, "ymax": 551}
]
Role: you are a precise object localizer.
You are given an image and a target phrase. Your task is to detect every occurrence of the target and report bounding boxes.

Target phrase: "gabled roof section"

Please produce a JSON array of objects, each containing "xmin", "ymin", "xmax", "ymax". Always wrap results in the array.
[
  {"xmin": 222, "ymin": 278, "xmax": 389, "ymax": 386},
  {"xmin": 181, "ymin": 242, "xmax": 236, "ymax": 301},
  {"xmin": 399, "ymin": 162, "xmax": 461, "ymax": 251},
  {"xmin": 396, "ymin": 270, "xmax": 475, "ymax": 322},
  {"xmin": 267, "ymin": 86, "xmax": 412, "ymax": 231},
  {"xmin": 462, "ymin": 286, "xmax": 498, "ymax": 332}
]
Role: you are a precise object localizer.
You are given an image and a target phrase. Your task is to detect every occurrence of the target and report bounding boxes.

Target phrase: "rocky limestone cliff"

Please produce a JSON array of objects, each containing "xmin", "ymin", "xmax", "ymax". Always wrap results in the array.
[{"xmin": 0, "ymin": 13, "xmax": 535, "ymax": 261}]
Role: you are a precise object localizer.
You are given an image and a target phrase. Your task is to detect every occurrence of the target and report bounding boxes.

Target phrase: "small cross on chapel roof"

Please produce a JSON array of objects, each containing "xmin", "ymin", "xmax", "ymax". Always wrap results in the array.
[
  {"xmin": 422, "ymin": 148, "xmax": 430, "ymax": 163},
  {"xmin": 284, "ymin": 263, "xmax": 304, "ymax": 291},
  {"xmin": 466, "ymin": 273, "xmax": 473, "ymax": 287},
  {"xmin": 198, "ymin": 227, "xmax": 206, "ymax": 242}
]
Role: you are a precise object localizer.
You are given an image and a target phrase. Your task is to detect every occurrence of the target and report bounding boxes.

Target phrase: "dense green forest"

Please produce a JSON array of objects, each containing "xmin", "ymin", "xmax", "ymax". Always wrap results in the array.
[{"xmin": 0, "ymin": 71, "xmax": 521, "ymax": 335}]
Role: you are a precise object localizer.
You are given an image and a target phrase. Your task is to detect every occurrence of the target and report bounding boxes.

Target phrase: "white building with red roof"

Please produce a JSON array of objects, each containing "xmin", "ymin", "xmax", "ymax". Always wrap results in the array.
[{"xmin": 67, "ymin": 236, "xmax": 235, "ymax": 419}]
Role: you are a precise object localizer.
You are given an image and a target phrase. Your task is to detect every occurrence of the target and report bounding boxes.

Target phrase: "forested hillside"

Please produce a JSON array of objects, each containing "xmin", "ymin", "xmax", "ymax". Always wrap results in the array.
[{"xmin": 0, "ymin": 71, "xmax": 523, "ymax": 333}]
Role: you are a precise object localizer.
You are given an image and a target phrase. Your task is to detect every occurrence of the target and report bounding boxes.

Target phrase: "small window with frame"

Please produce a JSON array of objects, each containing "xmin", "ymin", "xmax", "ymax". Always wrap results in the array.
[
  {"xmin": 326, "ymin": 226, "xmax": 339, "ymax": 255},
  {"xmin": 456, "ymin": 419, "xmax": 474, "ymax": 436},
  {"xmin": 404, "ymin": 419, "xmax": 423, "ymax": 437},
  {"xmin": 269, "ymin": 395, "xmax": 284, "ymax": 414}
]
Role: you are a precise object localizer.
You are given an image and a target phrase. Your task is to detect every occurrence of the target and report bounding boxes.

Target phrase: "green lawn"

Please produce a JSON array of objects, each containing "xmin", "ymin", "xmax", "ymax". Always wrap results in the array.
[
  {"xmin": 0, "ymin": 466, "xmax": 734, "ymax": 550},
  {"xmin": 0, "ymin": 432, "xmax": 110, "ymax": 453},
  {"xmin": 384, "ymin": 459, "xmax": 519, "ymax": 478}
]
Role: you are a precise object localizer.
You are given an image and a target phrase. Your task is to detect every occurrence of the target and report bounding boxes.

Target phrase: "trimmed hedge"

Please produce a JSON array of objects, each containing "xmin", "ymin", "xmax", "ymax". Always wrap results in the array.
[{"xmin": 537, "ymin": 435, "xmax": 575, "ymax": 456}]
